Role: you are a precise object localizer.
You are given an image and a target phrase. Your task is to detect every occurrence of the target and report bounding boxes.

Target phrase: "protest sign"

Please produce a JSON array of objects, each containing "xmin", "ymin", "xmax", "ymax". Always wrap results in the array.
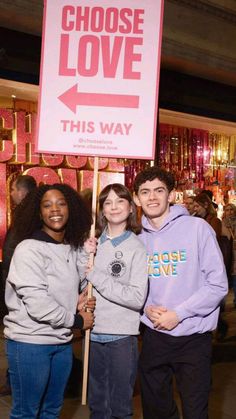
[{"xmin": 36, "ymin": 0, "xmax": 164, "ymax": 159}]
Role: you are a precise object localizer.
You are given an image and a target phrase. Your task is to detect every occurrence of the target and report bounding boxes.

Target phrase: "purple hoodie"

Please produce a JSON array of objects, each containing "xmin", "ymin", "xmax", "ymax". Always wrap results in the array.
[{"xmin": 139, "ymin": 205, "xmax": 228, "ymax": 336}]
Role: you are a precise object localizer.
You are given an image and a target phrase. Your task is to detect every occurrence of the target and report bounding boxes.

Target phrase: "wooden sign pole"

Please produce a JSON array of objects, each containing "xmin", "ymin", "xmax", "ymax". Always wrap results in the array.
[{"xmin": 81, "ymin": 156, "xmax": 99, "ymax": 405}]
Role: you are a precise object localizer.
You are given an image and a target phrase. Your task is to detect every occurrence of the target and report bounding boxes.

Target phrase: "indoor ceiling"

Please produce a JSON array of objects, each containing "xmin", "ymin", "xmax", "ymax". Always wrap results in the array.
[
  {"xmin": 1, "ymin": 0, "xmax": 236, "ymax": 100},
  {"xmin": 0, "ymin": 79, "xmax": 39, "ymax": 102}
]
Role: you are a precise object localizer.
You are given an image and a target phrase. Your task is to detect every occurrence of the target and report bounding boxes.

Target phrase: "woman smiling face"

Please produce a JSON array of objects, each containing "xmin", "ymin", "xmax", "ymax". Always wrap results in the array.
[{"xmin": 40, "ymin": 189, "xmax": 69, "ymax": 242}]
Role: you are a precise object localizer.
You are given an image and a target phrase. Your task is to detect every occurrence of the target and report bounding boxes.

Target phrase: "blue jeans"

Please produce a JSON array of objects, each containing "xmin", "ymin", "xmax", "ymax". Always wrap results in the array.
[
  {"xmin": 88, "ymin": 336, "xmax": 138, "ymax": 419},
  {"xmin": 6, "ymin": 339, "xmax": 73, "ymax": 419}
]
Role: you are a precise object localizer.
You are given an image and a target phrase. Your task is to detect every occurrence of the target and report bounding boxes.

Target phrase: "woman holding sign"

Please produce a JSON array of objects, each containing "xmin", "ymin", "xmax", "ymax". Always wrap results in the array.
[
  {"xmin": 87, "ymin": 183, "xmax": 148, "ymax": 418},
  {"xmin": 4, "ymin": 183, "xmax": 96, "ymax": 419}
]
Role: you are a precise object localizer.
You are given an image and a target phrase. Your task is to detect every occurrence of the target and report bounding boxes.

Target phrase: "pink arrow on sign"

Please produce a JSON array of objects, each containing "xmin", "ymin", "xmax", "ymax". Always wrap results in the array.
[{"xmin": 58, "ymin": 84, "xmax": 139, "ymax": 114}]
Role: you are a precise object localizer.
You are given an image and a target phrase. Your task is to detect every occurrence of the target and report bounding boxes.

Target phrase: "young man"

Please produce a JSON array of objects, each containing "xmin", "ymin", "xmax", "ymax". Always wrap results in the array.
[
  {"xmin": 0, "ymin": 174, "xmax": 36, "ymax": 396},
  {"xmin": 10, "ymin": 174, "xmax": 37, "ymax": 206},
  {"xmin": 133, "ymin": 166, "xmax": 228, "ymax": 419},
  {"xmin": 2, "ymin": 175, "xmax": 37, "ymax": 283}
]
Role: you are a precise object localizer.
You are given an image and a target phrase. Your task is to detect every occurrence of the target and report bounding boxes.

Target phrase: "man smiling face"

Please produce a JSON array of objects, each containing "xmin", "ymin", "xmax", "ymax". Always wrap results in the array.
[{"xmin": 134, "ymin": 178, "xmax": 175, "ymax": 228}]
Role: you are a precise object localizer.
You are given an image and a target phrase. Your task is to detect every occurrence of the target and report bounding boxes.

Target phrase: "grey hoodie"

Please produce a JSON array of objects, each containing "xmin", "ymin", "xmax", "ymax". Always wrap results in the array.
[
  {"xmin": 87, "ymin": 230, "xmax": 148, "ymax": 335},
  {"xmin": 4, "ymin": 231, "xmax": 89, "ymax": 344}
]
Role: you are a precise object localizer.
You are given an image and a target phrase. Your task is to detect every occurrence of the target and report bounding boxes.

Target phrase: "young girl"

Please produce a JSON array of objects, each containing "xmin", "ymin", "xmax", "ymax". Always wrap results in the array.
[
  {"xmin": 4, "ymin": 183, "xmax": 96, "ymax": 419},
  {"xmin": 87, "ymin": 183, "xmax": 148, "ymax": 419}
]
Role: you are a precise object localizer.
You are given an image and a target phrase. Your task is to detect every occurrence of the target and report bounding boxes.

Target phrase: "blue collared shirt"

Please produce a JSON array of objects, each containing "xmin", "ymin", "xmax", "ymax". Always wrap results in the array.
[{"xmin": 100, "ymin": 229, "xmax": 132, "ymax": 246}]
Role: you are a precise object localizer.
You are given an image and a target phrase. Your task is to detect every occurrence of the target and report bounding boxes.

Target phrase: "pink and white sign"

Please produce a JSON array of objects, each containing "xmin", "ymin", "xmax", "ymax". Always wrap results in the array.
[{"xmin": 36, "ymin": 0, "xmax": 164, "ymax": 159}]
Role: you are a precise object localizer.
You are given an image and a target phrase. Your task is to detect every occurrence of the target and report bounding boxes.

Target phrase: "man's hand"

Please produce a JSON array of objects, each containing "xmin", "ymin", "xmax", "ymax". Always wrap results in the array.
[
  {"xmin": 154, "ymin": 310, "xmax": 179, "ymax": 331},
  {"xmin": 145, "ymin": 305, "xmax": 167, "ymax": 323},
  {"xmin": 145, "ymin": 306, "xmax": 179, "ymax": 331},
  {"xmin": 80, "ymin": 311, "xmax": 95, "ymax": 330}
]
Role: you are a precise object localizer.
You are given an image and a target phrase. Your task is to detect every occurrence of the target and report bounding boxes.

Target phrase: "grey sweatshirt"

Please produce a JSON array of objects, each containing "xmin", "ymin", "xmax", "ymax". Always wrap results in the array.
[
  {"xmin": 4, "ymin": 231, "xmax": 89, "ymax": 344},
  {"xmin": 87, "ymin": 231, "xmax": 148, "ymax": 335}
]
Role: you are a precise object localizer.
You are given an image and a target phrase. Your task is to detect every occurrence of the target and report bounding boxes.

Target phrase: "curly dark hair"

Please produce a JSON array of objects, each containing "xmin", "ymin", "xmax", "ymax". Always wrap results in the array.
[
  {"xmin": 97, "ymin": 183, "xmax": 141, "ymax": 234},
  {"xmin": 12, "ymin": 183, "xmax": 92, "ymax": 249},
  {"xmin": 133, "ymin": 166, "xmax": 175, "ymax": 194}
]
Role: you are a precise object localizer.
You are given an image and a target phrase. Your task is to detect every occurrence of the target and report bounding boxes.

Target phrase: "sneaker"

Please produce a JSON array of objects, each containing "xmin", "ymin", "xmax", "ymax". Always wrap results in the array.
[{"xmin": 0, "ymin": 384, "xmax": 11, "ymax": 396}]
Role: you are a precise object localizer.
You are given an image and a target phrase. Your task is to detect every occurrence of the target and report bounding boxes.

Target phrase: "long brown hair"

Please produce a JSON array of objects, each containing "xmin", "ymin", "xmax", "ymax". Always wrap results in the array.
[
  {"xmin": 194, "ymin": 193, "xmax": 216, "ymax": 216},
  {"xmin": 97, "ymin": 183, "xmax": 141, "ymax": 234}
]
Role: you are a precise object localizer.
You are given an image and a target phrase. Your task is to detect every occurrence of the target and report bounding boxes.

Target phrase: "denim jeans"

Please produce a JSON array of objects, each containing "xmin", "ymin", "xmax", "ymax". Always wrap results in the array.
[
  {"xmin": 139, "ymin": 327, "xmax": 212, "ymax": 419},
  {"xmin": 6, "ymin": 339, "xmax": 73, "ymax": 419},
  {"xmin": 88, "ymin": 336, "xmax": 138, "ymax": 419}
]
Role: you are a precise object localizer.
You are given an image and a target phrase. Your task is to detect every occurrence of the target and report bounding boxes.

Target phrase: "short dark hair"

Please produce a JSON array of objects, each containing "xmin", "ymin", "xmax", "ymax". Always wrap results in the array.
[
  {"xmin": 133, "ymin": 166, "xmax": 175, "ymax": 194},
  {"xmin": 97, "ymin": 183, "xmax": 140, "ymax": 234},
  {"xmin": 15, "ymin": 175, "xmax": 37, "ymax": 192}
]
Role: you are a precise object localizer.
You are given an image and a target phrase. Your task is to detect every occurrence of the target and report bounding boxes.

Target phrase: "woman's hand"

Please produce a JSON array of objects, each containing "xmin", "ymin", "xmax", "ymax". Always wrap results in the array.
[
  {"xmin": 80, "ymin": 311, "xmax": 95, "ymax": 330},
  {"xmin": 77, "ymin": 288, "xmax": 96, "ymax": 312}
]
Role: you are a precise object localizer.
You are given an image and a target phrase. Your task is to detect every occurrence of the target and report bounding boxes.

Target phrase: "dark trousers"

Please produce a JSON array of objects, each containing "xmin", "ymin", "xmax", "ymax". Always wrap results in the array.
[
  {"xmin": 88, "ymin": 336, "xmax": 138, "ymax": 419},
  {"xmin": 139, "ymin": 327, "xmax": 212, "ymax": 419}
]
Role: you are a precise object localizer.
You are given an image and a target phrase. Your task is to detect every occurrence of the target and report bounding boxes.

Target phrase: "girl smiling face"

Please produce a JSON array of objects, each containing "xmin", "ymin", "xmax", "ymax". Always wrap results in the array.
[
  {"xmin": 40, "ymin": 189, "xmax": 69, "ymax": 242},
  {"xmin": 102, "ymin": 189, "xmax": 132, "ymax": 234}
]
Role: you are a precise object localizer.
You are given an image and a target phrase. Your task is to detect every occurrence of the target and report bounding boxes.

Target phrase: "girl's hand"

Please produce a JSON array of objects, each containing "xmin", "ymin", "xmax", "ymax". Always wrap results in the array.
[
  {"xmin": 78, "ymin": 289, "xmax": 96, "ymax": 312},
  {"xmin": 84, "ymin": 237, "xmax": 97, "ymax": 254},
  {"xmin": 77, "ymin": 288, "xmax": 88, "ymax": 311},
  {"xmin": 81, "ymin": 296, "xmax": 96, "ymax": 313}
]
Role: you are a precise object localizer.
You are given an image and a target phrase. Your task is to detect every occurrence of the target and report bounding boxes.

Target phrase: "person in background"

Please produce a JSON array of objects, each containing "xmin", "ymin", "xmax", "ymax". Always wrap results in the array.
[
  {"xmin": 0, "ymin": 174, "xmax": 37, "ymax": 397},
  {"xmin": 87, "ymin": 183, "xmax": 148, "ymax": 419},
  {"xmin": 9, "ymin": 174, "xmax": 37, "ymax": 206},
  {"xmin": 193, "ymin": 193, "xmax": 222, "ymax": 240},
  {"xmin": 193, "ymin": 192, "xmax": 229, "ymax": 340},
  {"xmin": 183, "ymin": 196, "xmax": 196, "ymax": 215},
  {"xmin": 4, "ymin": 183, "xmax": 96, "ymax": 418},
  {"xmin": 201, "ymin": 189, "xmax": 218, "ymax": 210},
  {"xmin": 2, "ymin": 175, "xmax": 37, "ymax": 283},
  {"xmin": 133, "ymin": 166, "xmax": 228, "ymax": 419},
  {"xmin": 221, "ymin": 203, "xmax": 236, "ymax": 307}
]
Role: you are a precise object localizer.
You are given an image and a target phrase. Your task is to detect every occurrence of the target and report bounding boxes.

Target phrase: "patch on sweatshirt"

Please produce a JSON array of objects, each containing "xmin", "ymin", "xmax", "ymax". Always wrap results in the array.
[{"xmin": 108, "ymin": 259, "xmax": 126, "ymax": 277}]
